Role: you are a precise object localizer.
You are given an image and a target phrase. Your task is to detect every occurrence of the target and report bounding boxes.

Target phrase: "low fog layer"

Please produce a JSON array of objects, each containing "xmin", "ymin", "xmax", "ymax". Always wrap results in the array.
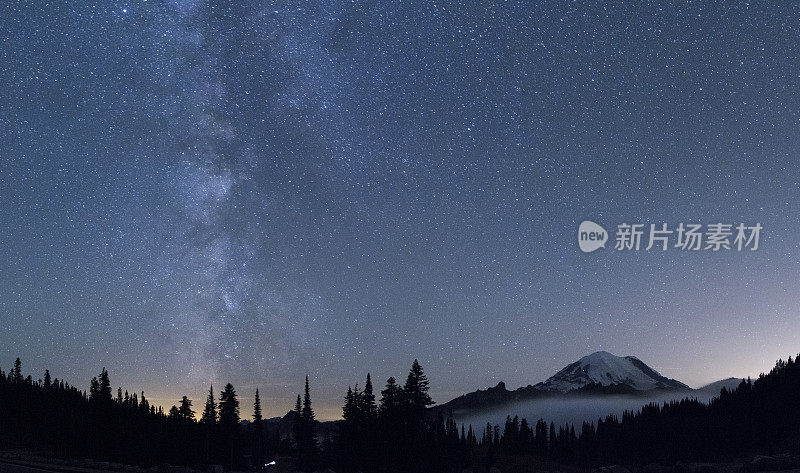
[{"xmin": 454, "ymin": 390, "xmax": 723, "ymax": 431}]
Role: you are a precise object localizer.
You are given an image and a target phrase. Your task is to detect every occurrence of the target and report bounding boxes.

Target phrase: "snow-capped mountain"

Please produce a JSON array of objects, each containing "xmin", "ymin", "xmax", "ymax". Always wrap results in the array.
[
  {"xmin": 534, "ymin": 351, "xmax": 689, "ymax": 393},
  {"xmin": 434, "ymin": 351, "xmax": 694, "ymax": 415}
]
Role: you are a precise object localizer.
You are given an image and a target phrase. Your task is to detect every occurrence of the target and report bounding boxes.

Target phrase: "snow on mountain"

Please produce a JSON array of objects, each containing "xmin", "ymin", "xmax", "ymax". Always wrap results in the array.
[{"xmin": 534, "ymin": 351, "xmax": 690, "ymax": 393}]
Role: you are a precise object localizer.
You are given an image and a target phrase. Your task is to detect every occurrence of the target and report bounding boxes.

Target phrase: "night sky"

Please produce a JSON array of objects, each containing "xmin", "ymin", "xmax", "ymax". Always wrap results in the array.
[{"xmin": 2, "ymin": 1, "xmax": 800, "ymax": 420}]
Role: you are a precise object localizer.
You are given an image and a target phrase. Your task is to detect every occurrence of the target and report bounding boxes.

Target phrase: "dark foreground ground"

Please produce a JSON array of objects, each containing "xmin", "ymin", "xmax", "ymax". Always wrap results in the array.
[
  {"xmin": 0, "ymin": 459, "xmax": 119, "ymax": 473},
  {"xmin": 4, "ymin": 450, "xmax": 800, "ymax": 473},
  {"xmin": 0, "ymin": 462, "xmax": 53, "ymax": 473}
]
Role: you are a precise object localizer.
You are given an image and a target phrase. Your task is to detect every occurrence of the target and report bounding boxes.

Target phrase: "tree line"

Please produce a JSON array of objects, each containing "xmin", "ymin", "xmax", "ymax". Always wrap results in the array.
[
  {"xmin": 324, "ymin": 354, "xmax": 800, "ymax": 471},
  {"xmin": 3, "ymin": 355, "xmax": 800, "ymax": 471},
  {"xmin": 0, "ymin": 358, "xmax": 284, "ymax": 469}
]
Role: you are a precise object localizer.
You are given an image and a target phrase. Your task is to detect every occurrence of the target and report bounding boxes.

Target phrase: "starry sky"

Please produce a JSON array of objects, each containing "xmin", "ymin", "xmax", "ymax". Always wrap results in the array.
[{"xmin": 2, "ymin": 0, "xmax": 800, "ymax": 420}]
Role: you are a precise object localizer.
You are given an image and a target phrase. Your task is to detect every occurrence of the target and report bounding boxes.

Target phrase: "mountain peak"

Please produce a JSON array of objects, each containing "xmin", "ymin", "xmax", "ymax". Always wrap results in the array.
[
  {"xmin": 435, "ymin": 352, "xmax": 695, "ymax": 415},
  {"xmin": 535, "ymin": 351, "xmax": 689, "ymax": 393},
  {"xmin": 590, "ymin": 350, "xmax": 614, "ymax": 356},
  {"xmin": 584, "ymin": 350, "xmax": 624, "ymax": 360}
]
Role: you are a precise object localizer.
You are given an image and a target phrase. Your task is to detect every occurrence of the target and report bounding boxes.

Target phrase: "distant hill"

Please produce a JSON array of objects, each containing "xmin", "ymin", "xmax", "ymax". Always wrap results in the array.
[
  {"xmin": 242, "ymin": 409, "xmax": 339, "ymax": 439},
  {"xmin": 697, "ymin": 377, "xmax": 745, "ymax": 395}
]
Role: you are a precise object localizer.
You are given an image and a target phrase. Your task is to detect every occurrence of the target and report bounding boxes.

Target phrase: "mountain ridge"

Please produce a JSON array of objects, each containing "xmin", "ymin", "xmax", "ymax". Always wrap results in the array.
[{"xmin": 434, "ymin": 351, "xmax": 725, "ymax": 415}]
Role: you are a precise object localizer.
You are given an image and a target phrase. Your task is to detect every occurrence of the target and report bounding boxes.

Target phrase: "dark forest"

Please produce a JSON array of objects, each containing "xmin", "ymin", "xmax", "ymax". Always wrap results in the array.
[{"xmin": 2, "ymin": 355, "xmax": 800, "ymax": 472}]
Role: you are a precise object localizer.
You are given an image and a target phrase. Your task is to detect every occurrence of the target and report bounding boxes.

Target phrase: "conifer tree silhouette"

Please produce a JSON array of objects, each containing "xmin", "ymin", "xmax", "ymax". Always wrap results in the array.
[
  {"xmin": 178, "ymin": 395, "xmax": 194, "ymax": 421},
  {"xmin": 12, "ymin": 357, "xmax": 22, "ymax": 382},
  {"xmin": 362, "ymin": 373, "xmax": 376, "ymax": 416},
  {"xmin": 99, "ymin": 368, "xmax": 112, "ymax": 403},
  {"xmin": 253, "ymin": 388, "xmax": 263, "ymax": 425},
  {"xmin": 218, "ymin": 383, "xmax": 240, "ymax": 468},
  {"xmin": 402, "ymin": 359, "xmax": 434, "ymax": 412},
  {"xmin": 201, "ymin": 385, "xmax": 217, "ymax": 424},
  {"xmin": 218, "ymin": 383, "xmax": 240, "ymax": 427}
]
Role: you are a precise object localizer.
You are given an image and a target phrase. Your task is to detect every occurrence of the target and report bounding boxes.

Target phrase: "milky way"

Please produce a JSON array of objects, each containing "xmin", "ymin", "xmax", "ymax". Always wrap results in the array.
[{"xmin": 2, "ymin": 1, "xmax": 800, "ymax": 419}]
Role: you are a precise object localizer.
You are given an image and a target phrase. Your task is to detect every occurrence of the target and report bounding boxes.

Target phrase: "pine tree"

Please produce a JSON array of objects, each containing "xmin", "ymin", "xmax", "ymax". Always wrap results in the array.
[
  {"xmin": 201, "ymin": 385, "xmax": 217, "ymax": 425},
  {"xmin": 402, "ymin": 359, "xmax": 434, "ymax": 411},
  {"xmin": 99, "ymin": 368, "xmax": 112, "ymax": 402},
  {"xmin": 218, "ymin": 383, "xmax": 240, "ymax": 427},
  {"xmin": 251, "ymin": 388, "xmax": 265, "ymax": 464},
  {"xmin": 12, "ymin": 358, "xmax": 22, "ymax": 382},
  {"xmin": 362, "ymin": 373, "xmax": 376, "ymax": 416},
  {"xmin": 253, "ymin": 388, "xmax": 263, "ymax": 426},
  {"xmin": 292, "ymin": 394, "xmax": 302, "ymax": 446},
  {"xmin": 301, "ymin": 377, "xmax": 318, "ymax": 449},
  {"xmin": 140, "ymin": 391, "xmax": 149, "ymax": 412},
  {"xmin": 296, "ymin": 377, "xmax": 318, "ymax": 471},
  {"xmin": 343, "ymin": 386, "xmax": 355, "ymax": 421},
  {"xmin": 295, "ymin": 393, "xmax": 302, "ymax": 414},
  {"xmin": 43, "ymin": 369, "xmax": 51, "ymax": 389},
  {"xmin": 216, "ymin": 384, "xmax": 240, "ymax": 468},
  {"xmin": 89, "ymin": 377, "xmax": 100, "ymax": 401},
  {"xmin": 379, "ymin": 376, "xmax": 402, "ymax": 415},
  {"xmin": 179, "ymin": 395, "xmax": 195, "ymax": 421},
  {"xmin": 302, "ymin": 376, "xmax": 315, "ymax": 425}
]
